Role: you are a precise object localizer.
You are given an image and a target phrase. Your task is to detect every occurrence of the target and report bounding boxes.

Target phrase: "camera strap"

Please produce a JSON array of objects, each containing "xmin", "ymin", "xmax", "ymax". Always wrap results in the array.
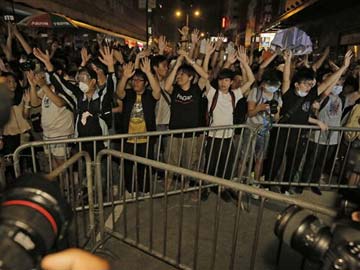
[
  {"xmin": 278, "ymin": 97, "xmax": 304, "ymax": 124},
  {"xmin": 208, "ymin": 90, "xmax": 235, "ymax": 126},
  {"xmin": 160, "ymin": 89, "xmax": 171, "ymax": 106}
]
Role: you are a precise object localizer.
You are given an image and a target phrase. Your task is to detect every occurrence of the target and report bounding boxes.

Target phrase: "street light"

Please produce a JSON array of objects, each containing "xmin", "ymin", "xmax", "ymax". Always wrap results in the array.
[{"xmin": 175, "ymin": 9, "xmax": 201, "ymax": 28}]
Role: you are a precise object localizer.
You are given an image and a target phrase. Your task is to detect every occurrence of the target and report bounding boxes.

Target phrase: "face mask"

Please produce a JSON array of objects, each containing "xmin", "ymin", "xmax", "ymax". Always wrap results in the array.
[
  {"xmin": 297, "ymin": 90, "xmax": 308, "ymax": 97},
  {"xmin": 79, "ymin": 81, "xmax": 89, "ymax": 93},
  {"xmin": 265, "ymin": 85, "xmax": 279, "ymax": 93},
  {"xmin": 331, "ymin": 85, "xmax": 343, "ymax": 95}
]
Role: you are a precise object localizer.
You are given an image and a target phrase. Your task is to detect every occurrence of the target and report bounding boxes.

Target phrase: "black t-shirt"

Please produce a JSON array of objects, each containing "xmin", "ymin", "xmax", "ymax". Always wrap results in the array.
[
  {"xmin": 280, "ymin": 87, "xmax": 319, "ymax": 125},
  {"xmin": 121, "ymin": 88, "xmax": 158, "ymax": 133},
  {"xmin": 169, "ymin": 84, "xmax": 202, "ymax": 131}
]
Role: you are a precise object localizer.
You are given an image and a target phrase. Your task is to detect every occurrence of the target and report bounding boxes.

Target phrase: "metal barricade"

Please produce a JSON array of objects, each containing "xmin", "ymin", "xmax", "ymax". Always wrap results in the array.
[
  {"xmin": 12, "ymin": 125, "xmax": 257, "ymax": 201},
  {"xmin": 44, "ymin": 151, "xmax": 96, "ymax": 249},
  {"xmin": 94, "ymin": 149, "xmax": 337, "ymax": 270},
  {"xmin": 12, "ymin": 123, "xmax": 360, "ymax": 206},
  {"xmin": 253, "ymin": 124, "xmax": 360, "ymax": 191}
]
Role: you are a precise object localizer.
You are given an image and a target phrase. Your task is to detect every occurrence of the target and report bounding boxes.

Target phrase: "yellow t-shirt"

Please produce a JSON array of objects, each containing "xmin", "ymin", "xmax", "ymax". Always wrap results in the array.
[{"xmin": 128, "ymin": 94, "xmax": 147, "ymax": 143}]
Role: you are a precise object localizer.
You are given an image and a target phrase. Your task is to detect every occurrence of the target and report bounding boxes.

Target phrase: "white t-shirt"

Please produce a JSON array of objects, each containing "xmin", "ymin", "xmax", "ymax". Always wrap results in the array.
[
  {"xmin": 41, "ymin": 88, "xmax": 74, "ymax": 139},
  {"xmin": 155, "ymin": 80, "xmax": 171, "ymax": 126},
  {"xmin": 206, "ymin": 82, "xmax": 243, "ymax": 138}
]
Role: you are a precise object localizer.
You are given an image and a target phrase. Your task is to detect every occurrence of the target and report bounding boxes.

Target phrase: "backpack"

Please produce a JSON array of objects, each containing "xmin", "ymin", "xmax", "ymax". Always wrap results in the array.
[
  {"xmin": 205, "ymin": 90, "xmax": 235, "ymax": 126},
  {"xmin": 344, "ymin": 104, "xmax": 360, "ymax": 142}
]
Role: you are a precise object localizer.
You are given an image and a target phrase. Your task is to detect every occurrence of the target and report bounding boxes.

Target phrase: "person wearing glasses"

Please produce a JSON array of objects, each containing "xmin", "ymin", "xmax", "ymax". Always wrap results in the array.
[
  {"xmin": 33, "ymin": 46, "xmax": 116, "ymax": 159},
  {"xmin": 116, "ymin": 58, "xmax": 161, "ymax": 194}
]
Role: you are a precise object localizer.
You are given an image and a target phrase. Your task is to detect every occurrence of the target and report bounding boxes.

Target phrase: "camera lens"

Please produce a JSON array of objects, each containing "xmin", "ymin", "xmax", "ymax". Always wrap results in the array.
[
  {"xmin": 0, "ymin": 174, "xmax": 71, "ymax": 270},
  {"xmin": 275, "ymin": 205, "xmax": 332, "ymax": 262}
]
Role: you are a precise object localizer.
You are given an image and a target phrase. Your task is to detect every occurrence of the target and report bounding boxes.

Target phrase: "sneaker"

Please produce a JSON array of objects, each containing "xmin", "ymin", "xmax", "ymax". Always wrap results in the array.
[
  {"xmin": 289, "ymin": 186, "xmax": 303, "ymax": 195},
  {"xmin": 220, "ymin": 190, "xmax": 232, "ymax": 202},
  {"xmin": 311, "ymin": 187, "xmax": 322, "ymax": 195},
  {"xmin": 228, "ymin": 189, "xmax": 239, "ymax": 201},
  {"xmin": 200, "ymin": 189, "xmax": 209, "ymax": 201},
  {"xmin": 190, "ymin": 192, "xmax": 199, "ymax": 202}
]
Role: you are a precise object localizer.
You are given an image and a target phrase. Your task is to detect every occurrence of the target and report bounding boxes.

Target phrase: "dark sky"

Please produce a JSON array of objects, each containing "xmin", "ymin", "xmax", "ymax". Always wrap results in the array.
[{"xmin": 153, "ymin": 0, "xmax": 223, "ymax": 41}]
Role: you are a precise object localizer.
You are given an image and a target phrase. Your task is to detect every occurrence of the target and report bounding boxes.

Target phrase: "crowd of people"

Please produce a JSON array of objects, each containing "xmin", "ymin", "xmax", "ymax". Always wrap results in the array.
[{"xmin": 1, "ymin": 22, "xmax": 360, "ymax": 200}]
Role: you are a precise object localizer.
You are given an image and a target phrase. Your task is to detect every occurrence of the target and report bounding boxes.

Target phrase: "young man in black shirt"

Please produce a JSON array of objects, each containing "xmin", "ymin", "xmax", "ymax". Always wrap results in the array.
[
  {"xmin": 116, "ymin": 58, "xmax": 160, "ymax": 193},
  {"xmin": 163, "ymin": 50, "xmax": 208, "ymax": 191},
  {"xmin": 263, "ymin": 50, "xmax": 353, "ymax": 192}
]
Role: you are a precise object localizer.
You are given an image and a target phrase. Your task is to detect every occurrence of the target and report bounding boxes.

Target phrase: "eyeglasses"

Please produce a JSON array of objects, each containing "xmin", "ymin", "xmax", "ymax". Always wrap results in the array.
[
  {"xmin": 76, "ymin": 73, "xmax": 91, "ymax": 83},
  {"xmin": 300, "ymin": 81, "xmax": 314, "ymax": 87},
  {"xmin": 132, "ymin": 78, "xmax": 145, "ymax": 82}
]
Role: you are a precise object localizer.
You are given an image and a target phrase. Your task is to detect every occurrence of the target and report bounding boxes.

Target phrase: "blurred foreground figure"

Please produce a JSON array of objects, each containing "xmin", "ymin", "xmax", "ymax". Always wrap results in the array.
[{"xmin": 41, "ymin": 249, "xmax": 110, "ymax": 270}]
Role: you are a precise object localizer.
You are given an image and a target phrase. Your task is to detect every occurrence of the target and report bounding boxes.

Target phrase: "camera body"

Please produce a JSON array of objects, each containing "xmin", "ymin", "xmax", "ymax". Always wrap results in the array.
[
  {"xmin": 0, "ymin": 174, "xmax": 71, "ymax": 270},
  {"xmin": 266, "ymin": 99, "xmax": 279, "ymax": 115},
  {"xmin": 275, "ymin": 205, "xmax": 360, "ymax": 270},
  {"xmin": 19, "ymin": 58, "xmax": 36, "ymax": 72}
]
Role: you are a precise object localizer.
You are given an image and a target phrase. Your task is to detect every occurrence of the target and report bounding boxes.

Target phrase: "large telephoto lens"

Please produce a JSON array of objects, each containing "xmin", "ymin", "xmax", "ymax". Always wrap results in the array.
[
  {"xmin": 0, "ymin": 174, "xmax": 71, "ymax": 270},
  {"xmin": 274, "ymin": 205, "xmax": 332, "ymax": 262}
]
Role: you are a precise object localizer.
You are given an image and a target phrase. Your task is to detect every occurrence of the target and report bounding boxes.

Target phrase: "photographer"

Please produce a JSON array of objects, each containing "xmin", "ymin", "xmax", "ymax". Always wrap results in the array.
[{"xmin": 244, "ymin": 69, "xmax": 283, "ymax": 183}]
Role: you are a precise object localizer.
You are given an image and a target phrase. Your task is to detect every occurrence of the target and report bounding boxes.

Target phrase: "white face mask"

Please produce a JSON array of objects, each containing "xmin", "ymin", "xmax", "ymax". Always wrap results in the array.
[
  {"xmin": 331, "ymin": 85, "xmax": 343, "ymax": 95},
  {"xmin": 265, "ymin": 85, "xmax": 279, "ymax": 93},
  {"xmin": 79, "ymin": 81, "xmax": 89, "ymax": 93},
  {"xmin": 297, "ymin": 90, "xmax": 308, "ymax": 97}
]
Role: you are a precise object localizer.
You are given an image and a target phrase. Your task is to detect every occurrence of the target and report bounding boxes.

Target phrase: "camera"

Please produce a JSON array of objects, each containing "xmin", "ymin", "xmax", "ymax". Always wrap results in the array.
[
  {"xmin": 0, "ymin": 174, "xmax": 71, "ymax": 270},
  {"xmin": 266, "ymin": 99, "xmax": 279, "ymax": 115},
  {"xmin": 19, "ymin": 58, "xmax": 36, "ymax": 72},
  {"xmin": 275, "ymin": 205, "xmax": 360, "ymax": 270}
]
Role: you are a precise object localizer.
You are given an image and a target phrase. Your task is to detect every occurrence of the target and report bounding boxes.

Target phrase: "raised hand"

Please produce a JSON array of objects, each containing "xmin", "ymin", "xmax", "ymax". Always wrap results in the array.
[
  {"xmin": 23, "ymin": 89, "xmax": 31, "ymax": 104},
  {"xmin": 140, "ymin": 57, "xmax": 151, "ymax": 74},
  {"xmin": 80, "ymin": 47, "xmax": 91, "ymax": 67},
  {"xmin": 122, "ymin": 62, "xmax": 135, "ymax": 79},
  {"xmin": 191, "ymin": 29, "xmax": 200, "ymax": 44},
  {"xmin": 178, "ymin": 26, "xmax": 189, "ymax": 38},
  {"xmin": 175, "ymin": 52, "xmax": 185, "ymax": 67},
  {"xmin": 11, "ymin": 24, "xmax": 20, "ymax": 36},
  {"xmin": 283, "ymin": 49, "xmax": 293, "ymax": 62},
  {"xmin": 158, "ymin": 35, "xmax": 167, "ymax": 52},
  {"xmin": 236, "ymin": 45, "xmax": 248, "ymax": 64},
  {"xmin": 137, "ymin": 48, "xmax": 151, "ymax": 59},
  {"xmin": 178, "ymin": 49, "xmax": 189, "ymax": 60},
  {"xmin": 113, "ymin": 49, "xmax": 124, "ymax": 64},
  {"xmin": 98, "ymin": 46, "xmax": 114, "ymax": 68},
  {"xmin": 215, "ymin": 33, "xmax": 224, "ymax": 49},
  {"xmin": 33, "ymin": 48, "xmax": 51, "ymax": 66},
  {"xmin": 343, "ymin": 50, "xmax": 353, "ymax": 69},
  {"xmin": 227, "ymin": 50, "xmax": 237, "ymax": 64},
  {"xmin": 0, "ymin": 58, "xmax": 8, "ymax": 72},
  {"xmin": 26, "ymin": 70, "xmax": 37, "ymax": 88},
  {"xmin": 205, "ymin": 40, "xmax": 216, "ymax": 55}
]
